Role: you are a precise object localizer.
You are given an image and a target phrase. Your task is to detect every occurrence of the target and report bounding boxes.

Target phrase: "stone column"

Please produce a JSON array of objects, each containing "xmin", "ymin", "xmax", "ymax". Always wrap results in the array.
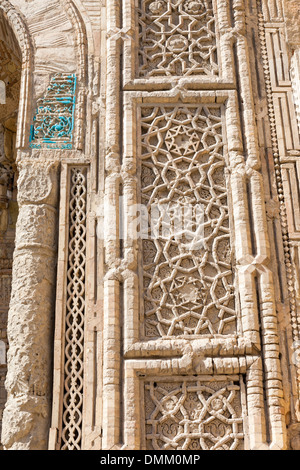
[{"xmin": 1, "ymin": 157, "xmax": 59, "ymax": 450}]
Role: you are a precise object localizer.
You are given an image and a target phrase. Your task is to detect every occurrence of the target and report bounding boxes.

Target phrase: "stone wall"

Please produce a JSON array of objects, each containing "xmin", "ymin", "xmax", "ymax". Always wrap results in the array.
[{"xmin": 0, "ymin": 0, "xmax": 299, "ymax": 450}]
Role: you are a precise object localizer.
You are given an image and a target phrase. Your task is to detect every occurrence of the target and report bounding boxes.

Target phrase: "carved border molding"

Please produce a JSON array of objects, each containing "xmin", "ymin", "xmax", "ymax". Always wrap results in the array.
[{"xmin": 257, "ymin": 0, "xmax": 300, "ymax": 423}]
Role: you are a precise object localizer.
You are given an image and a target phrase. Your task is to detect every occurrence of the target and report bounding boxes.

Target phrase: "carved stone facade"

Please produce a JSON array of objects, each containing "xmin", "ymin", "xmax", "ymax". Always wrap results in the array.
[{"xmin": 0, "ymin": 0, "xmax": 299, "ymax": 451}]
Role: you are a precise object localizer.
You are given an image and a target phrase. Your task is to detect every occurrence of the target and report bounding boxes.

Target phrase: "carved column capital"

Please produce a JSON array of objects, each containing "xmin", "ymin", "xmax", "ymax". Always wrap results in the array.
[{"xmin": 17, "ymin": 158, "xmax": 59, "ymax": 207}]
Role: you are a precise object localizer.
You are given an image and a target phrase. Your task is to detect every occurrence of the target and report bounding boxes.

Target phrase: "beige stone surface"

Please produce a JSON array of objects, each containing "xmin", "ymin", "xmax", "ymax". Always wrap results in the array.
[{"xmin": 0, "ymin": 0, "xmax": 299, "ymax": 451}]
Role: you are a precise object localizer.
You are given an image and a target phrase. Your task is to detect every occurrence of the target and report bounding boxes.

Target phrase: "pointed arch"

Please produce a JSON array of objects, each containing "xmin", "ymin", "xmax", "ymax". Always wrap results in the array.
[{"xmin": 0, "ymin": 0, "xmax": 33, "ymax": 148}]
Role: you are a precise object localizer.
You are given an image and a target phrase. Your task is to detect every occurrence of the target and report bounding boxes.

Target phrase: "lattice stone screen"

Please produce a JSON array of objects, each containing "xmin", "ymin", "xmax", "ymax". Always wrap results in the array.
[
  {"xmin": 60, "ymin": 167, "xmax": 87, "ymax": 450},
  {"xmin": 30, "ymin": 73, "xmax": 77, "ymax": 150}
]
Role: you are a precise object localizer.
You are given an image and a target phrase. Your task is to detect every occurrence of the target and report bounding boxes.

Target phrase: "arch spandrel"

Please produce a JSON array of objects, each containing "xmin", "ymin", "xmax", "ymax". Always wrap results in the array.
[{"xmin": 0, "ymin": 0, "xmax": 32, "ymax": 148}]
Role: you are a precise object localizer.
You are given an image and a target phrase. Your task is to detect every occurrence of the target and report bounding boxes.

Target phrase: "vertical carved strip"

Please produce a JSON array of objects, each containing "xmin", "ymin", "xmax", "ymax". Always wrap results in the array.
[
  {"xmin": 225, "ymin": 91, "xmax": 261, "ymax": 347},
  {"xmin": 137, "ymin": 0, "xmax": 218, "ymax": 78},
  {"xmin": 229, "ymin": 1, "xmax": 286, "ymax": 447},
  {"xmin": 257, "ymin": 2, "xmax": 300, "ymax": 410},
  {"xmin": 246, "ymin": 358, "xmax": 267, "ymax": 449},
  {"xmin": 102, "ymin": 0, "xmax": 122, "ymax": 450},
  {"xmin": 291, "ymin": 50, "xmax": 300, "ymax": 138},
  {"xmin": 60, "ymin": 167, "xmax": 87, "ymax": 450}
]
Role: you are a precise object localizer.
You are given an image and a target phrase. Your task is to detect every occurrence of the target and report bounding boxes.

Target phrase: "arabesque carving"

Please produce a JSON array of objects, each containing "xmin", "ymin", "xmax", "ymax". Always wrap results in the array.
[{"xmin": 30, "ymin": 73, "xmax": 76, "ymax": 150}]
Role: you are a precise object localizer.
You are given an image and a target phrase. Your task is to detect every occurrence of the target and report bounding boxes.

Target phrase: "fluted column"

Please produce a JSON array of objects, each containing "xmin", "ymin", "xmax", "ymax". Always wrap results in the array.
[{"xmin": 1, "ymin": 157, "xmax": 59, "ymax": 450}]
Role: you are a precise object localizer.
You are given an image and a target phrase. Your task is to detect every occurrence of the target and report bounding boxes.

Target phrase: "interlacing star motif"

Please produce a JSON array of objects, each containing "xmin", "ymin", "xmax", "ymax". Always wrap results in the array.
[
  {"xmin": 145, "ymin": 379, "xmax": 244, "ymax": 450},
  {"xmin": 138, "ymin": 0, "xmax": 218, "ymax": 77},
  {"xmin": 141, "ymin": 105, "xmax": 236, "ymax": 338}
]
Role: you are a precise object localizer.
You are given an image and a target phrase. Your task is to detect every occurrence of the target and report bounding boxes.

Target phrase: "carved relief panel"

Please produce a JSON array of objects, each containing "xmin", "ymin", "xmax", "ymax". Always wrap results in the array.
[
  {"xmin": 139, "ymin": 103, "xmax": 236, "ymax": 338},
  {"xmin": 137, "ymin": 0, "xmax": 218, "ymax": 78},
  {"xmin": 122, "ymin": 0, "xmax": 234, "ymax": 88},
  {"xmin": 50, "ymin": 165, "xmax": 88, "ymax": 451},
  {"xmin": 14, "ymin": 0, "xmax": 296, "ymax": 452},
  {"xmin": 143, "ymin": 376, "xmax": 244, "ymax": 450},
  {"xmin": 60, "ymin": 167, "xmax": 87, "ymax": 450},
  {"xmin": 30, "ymin": 73, "xmax": 77, "ymax": 151}
]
